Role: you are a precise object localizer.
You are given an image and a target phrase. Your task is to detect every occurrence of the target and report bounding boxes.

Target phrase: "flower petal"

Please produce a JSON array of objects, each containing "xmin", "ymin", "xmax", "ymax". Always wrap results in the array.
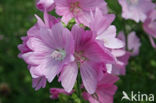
[
  {"xmin": 80, "ymin": 62, "xmax": 97, "ymax": 94},
  {"xmin": 60, "ymin": 62, "xmax": 78, "ymax": 93},
  {"xmin": 32, "ymin": 76, "xmax": 47, "ymax": 90},
  {"xmin": 84, "ymin": 42, "xmax": 115, "ymax": 64}
]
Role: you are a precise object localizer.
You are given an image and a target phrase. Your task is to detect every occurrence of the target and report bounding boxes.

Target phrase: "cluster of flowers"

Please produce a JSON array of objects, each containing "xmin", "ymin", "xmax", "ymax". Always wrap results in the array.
[{"xmin": 18, "ymin": 0, "xmax": 156, "ymax": 102}]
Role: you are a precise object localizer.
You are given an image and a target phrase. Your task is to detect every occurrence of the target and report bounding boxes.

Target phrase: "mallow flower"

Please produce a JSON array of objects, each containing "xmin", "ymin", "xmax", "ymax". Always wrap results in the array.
[
  {"xmin": 36, "ymin": 0, "xmax": 55, "ymax": 12},
  {"xmin": 127, "ymin": 32, "xmax": 141, "ymax": 56},
  {"xmin": 143, "ymin": 10, "xmax": 156, "ymax": 48},
  {"xmin": 18, "ymin": 11, "xmax": 59, "ymax": 90},
  {"xmin": 118, "ymin": 32, "xmax": 141, "ymax": 56},
  {"xmin": 104, "ymin": 32, "xmax": 141, "ymax": 75},
  {"xmin": 54, "ymin": 0, "xmax": 107, "ymax": 24},
  {"xmin": 87, "ymin": 8, "xmax": 125, "ymax": 49},
  {"xmin": 18, "ymin": 12, "xmax": 75, "ymax": 90},
  {"xmin": 59, "ymin": 25, "xmax": 115, "ymax": 94},
  {"xmin": 118, "ymin": 0, "xmax": 155, "ymax": 22},
  {"xmin": 86, "ymin": 8, "xmax": 126, "ymax": 75},
  {"xmin": 82, "ymin": 73, "xmax": 119, "ymax": 103}
]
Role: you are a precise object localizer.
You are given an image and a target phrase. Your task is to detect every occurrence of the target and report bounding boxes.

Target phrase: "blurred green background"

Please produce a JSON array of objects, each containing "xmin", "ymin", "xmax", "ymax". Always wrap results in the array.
[{"xmin": 0, "ymin": 0, "xmax": 156, "ymax": 103}]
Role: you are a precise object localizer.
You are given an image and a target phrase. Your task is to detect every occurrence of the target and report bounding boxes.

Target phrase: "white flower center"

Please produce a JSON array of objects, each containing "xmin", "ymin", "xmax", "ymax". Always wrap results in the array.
[{"xmin": 51, "ymin": 49, "xmax": 66, "ymax": 61}]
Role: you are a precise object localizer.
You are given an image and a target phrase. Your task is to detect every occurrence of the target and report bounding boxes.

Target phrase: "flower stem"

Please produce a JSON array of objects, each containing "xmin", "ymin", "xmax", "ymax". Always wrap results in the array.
[{"xmin": 77, "ymin": 71, "xmax": 82, "ymax": 102}]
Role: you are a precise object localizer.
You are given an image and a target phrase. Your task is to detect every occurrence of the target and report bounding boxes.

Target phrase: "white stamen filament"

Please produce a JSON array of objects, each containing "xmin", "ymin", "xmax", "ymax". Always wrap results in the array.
[{"xmin": 51, "ymin": 49, "xmax": 66, "ymax": 61}]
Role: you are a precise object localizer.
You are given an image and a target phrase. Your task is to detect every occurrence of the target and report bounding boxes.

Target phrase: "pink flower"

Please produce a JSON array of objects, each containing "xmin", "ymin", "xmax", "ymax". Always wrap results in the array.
[
  {"xmin": 82, "ymin": 73, "xmax": 119, "ymax": 103},
  {"xmin": 85, "ymin": 8, "xmax": 127, "ymax": 75},
  {"xmin": 118, "ymin": 32, "xmax": 141, "ymax": 56},
  {"xmin": 18, "ymin": 12, "xmax": 74, "ymax": 90},
  {"xmin": 88, "ymin": 8, "xmax": 125, "ymax": 49},
  {"xmin": 143, "ymin": 10, "xmax": 156, "ymax": 48},
  {"xmin": 36, "ymin": 0, "xmax": 55, "ymax": 12},
  {"xmin": 59, "ymin": 25, "xmax": 115, "ymax": 94},
  {"xmin": 50, "ymin": 88, "xmax": 73, "ymax": 99},
  {"xmin": 118, "ymin": 0, "xmax": 155, "ymax": 22},
  {"xmin": 127, "ymin": 32, "xmax": 141, "ymax": 56},
  {"xmin": 54, "ymin": 0, "xmax": 107, "ymax": 24}
]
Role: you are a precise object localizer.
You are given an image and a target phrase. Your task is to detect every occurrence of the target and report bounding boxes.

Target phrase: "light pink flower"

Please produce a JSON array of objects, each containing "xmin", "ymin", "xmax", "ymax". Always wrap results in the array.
[
  {"xmin": 118, "ymin": 32, "xmax": 141, "ymax": 56},
  {"xmin": 82, "ymin": 73, "xmax": 119, "ymax": 103},
  {"xmin": 86, "ymin": 8, "xmax": 126, "ymax": 75},
  {"xmin": 36, "ymin": 0, "xmax": 55, "ymax": 12},
  {"xmin": 118, "ymin": 0, "xmax": 155, "ymax": 22},
  {"xmin": 50, "ymin": 88, "xmax": 73, "ymax": 99},
  {"xmin": 128, "ymin": 32, "xmax": 141, "ymax": 56},
  {"xmin": 54, "ymin": 0, "xmax": 107, "ymax": 24},
  {"xmin": 143, "ymin": 10, "xmax": 156, "ymax": 48},
  {"xmin": 88, "ymin": 8, "xmax": 125, "ymax": 49},
  {"xmin": 18, "ymin": 12, "xmax": 74, "ymax": 90},
  {"xmin": 59, "ymin": 25, "xmax": 115, "ymax": 94}
]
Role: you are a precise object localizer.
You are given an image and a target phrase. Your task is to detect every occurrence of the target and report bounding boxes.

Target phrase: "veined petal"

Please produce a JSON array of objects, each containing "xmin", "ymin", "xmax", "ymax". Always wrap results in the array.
[
  {"xmin": 97, "ymin": 85, "xmax": 117, "ymax": 103},
  {"xmin": 84, "ymin": 42, "xmax": 115, "ymax": 63},
  {"xmin": 80, "ymin": 62, "xmax": 97, "ymax": 94},
  {"xmin": 89, "ymin": 8, "xmax": 115, "ymax": 36},
  {"xmin": 45, "ymin": 59, "xmax": 61, "ymax": 82},
  {"xmin": 60, "ymin": 62, "xmax": 78, "ymax": 93},
  {"xmin": 98, "ymin": 73, "xmax": 119, "ymax": 85},
  {"xmin": 26, "ymin": 37, "xmax": 52, "ymax": 53}
]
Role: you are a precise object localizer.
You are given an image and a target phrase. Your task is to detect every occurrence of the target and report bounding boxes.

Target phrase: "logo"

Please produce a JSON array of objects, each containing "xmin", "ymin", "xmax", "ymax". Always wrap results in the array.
[{"xmin": 121, "ymin": 91, "xmax": 155, "ymax": 102}]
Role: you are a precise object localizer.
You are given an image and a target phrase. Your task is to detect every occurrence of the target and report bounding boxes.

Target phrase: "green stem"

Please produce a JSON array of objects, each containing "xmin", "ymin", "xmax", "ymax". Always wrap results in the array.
[{"xmin": 77, "ymin": 71, "xmax": 82, "ymax": 102}]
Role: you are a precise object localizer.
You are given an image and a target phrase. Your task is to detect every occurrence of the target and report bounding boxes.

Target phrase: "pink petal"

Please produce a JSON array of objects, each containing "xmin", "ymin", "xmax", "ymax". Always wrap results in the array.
[
  {"xmin": 128, "ymin": 32, "xmax": 141, "ymax": 56},
  {"xmin": 98, "ymin": 25, "xmax": 116, "ymax": 37},
  {"xmin": 149, "ymin": 36, "xmax": 156, "ymax": 48},
  {"xmin": 26, "ymin": 37, "xmax": 52, "ymax": 53},
  {"xmin": 98, "ymin": 73, "xmax": 119, "ymax": 85},
  {"xmin": 36, "ymin": 0, "xmax": 55, "ymax": 12},
  {"xmin": 45, "ymin": 59, "xmax": 61, "ymax": 82},
  {"xmin": 118, "ymin": 31, "xmax": 126, "ymax": 42},
  {"xmin": 102, "ymin": 37, "xmax": 125, "ymax": 49},
  {"xmin": 22, "ymin": 52, "xmax": 47, "ymax": 65},
  {"xmin": 50, "ymin": 88, "xmax": 73, "ymax": 99},
  {"xmin": 32, "ymin": 76, "xmax": 47, "ymax": 90},
  {"xmin": 97, "ymin": 85, "xmax": 117, "ymax": 103},
  {"xmin": 80, "ymin": 62, "xmax": 97, "ymax": 94},
  {"xmin": 43, "ymin": 11, "xmax": 59, "ymax": 28},
  {"xmin": 60, "ymin": 62, "xmax": 78, "ymax": 93},
  {"xmin": 90, "ymin": 8, "xmax": 115, "ymax": 35},
  {"xmin": 71, "ymin": 24, "xmax": 85, "ymax": 50},
  {"xmin": 111, "ymin": 49, "xmax": 126, "ymax": 57},
  {"xmin": 84, "ymin": 42, "xmax": 115, "ymax": 64},
  {"xmin": 30, "ymin": 58, "xmax": 60, "ymax": 82},
  {"xmin": 80, "ymin": 0, "xmax": 105, "ymax": 10}
]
